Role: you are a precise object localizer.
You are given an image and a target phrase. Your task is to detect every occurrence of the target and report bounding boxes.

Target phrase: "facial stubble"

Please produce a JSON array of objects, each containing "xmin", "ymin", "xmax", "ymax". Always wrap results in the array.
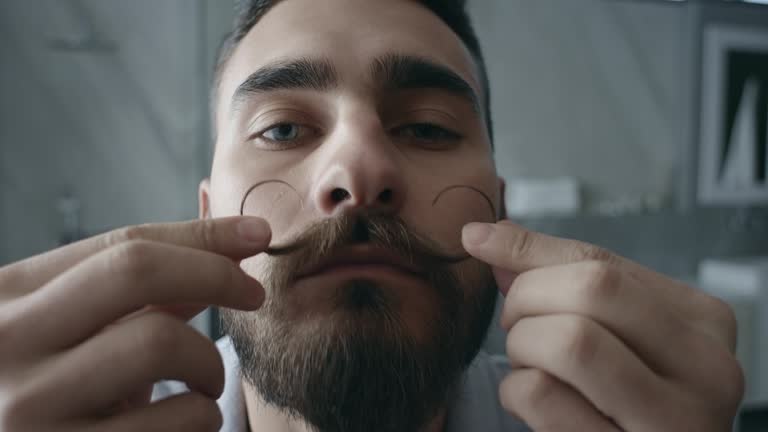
[{"xmin": 222, "ymin": 214, "xmax": 498, "ymax": 432}]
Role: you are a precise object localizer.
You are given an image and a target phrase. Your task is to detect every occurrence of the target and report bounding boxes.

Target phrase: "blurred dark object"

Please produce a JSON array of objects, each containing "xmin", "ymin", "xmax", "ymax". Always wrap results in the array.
[{"xmin": 738, "ymin": 402, "xmax": 768, "ymax": 432}]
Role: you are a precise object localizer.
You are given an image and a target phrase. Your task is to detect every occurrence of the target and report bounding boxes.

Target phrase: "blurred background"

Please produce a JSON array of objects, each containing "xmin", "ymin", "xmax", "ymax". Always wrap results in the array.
[{"xmin": 1, "ymin": 0, "xmax": 767, "ymax": 428}]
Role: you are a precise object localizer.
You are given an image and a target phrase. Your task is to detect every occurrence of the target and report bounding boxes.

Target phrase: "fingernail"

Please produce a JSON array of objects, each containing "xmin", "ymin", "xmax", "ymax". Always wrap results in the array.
[
  {"xmin": 237, "ymin": 218, "xmax": 269, "ymax": 244},
  {"xmin": 462, "ymin": 223, "xmax": 493, "ymax": 247}
]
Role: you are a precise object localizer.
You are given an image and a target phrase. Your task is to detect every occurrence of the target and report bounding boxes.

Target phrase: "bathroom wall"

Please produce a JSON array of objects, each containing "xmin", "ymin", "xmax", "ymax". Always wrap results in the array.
[{"xmin": 0, "ymin": 0, "xmax": 231, "ymax": 265}]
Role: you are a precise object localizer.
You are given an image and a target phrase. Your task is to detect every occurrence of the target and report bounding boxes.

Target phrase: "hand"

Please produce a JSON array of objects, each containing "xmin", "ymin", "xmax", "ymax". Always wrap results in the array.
[
  {"xmin": 0, "ymin": 217, "xmax": 270, "ymax": 432},
  {"xmin": 462, "ymin": 220, "xmax": 743, "ymax": 432}
]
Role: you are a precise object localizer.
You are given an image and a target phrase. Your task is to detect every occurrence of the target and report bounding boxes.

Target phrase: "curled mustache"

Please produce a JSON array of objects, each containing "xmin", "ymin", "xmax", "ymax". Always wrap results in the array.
[
  {"xmin": 263, "ymin": 212, "xmax": 471, "ymax": 267},
  {"xmin": 240, "ymin": 180, "xmax": 496, "ymax": 265}
]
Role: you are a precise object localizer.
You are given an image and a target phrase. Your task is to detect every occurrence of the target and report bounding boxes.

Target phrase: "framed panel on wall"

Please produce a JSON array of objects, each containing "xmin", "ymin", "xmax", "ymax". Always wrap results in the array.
[{"xmin": 699, "ymin": 25, "xmax": 768, "ymax": 205}]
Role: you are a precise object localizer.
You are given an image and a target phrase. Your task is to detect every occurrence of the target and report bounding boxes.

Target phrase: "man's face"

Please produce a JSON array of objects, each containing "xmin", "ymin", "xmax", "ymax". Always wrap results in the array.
[{"xmin": 201, "ymin": 0, "xmax": 501, "ymax": 430}]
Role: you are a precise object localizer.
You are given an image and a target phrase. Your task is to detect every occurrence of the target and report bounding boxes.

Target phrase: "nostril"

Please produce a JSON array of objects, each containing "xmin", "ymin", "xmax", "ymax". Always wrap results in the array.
[
  {"xmin": 330, "ymin": 188, "xmax": 351, "ymax": 203},
  {"xmin": 378, "ymin": 189, "xmax": 393, "ymax": 204}
]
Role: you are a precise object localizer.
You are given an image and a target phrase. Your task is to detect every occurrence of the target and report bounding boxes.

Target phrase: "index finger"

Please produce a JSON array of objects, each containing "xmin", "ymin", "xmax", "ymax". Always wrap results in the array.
[
  {"xmin": 461, "ymin": 220, "xmax": 621, "ymax": 272},
  {"xmin": 463, "ymin": 220, "xmax": 716, "ymax": 335},
  {"xmin": 0, "ymin": 216, "xmax": 271, "ymax": 299}
]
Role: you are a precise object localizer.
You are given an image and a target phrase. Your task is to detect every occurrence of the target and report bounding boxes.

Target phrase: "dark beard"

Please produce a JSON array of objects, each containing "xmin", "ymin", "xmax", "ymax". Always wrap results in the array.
[{"xmin": 222, "ymin": 213, "xmax": 498, "ymax": 432}]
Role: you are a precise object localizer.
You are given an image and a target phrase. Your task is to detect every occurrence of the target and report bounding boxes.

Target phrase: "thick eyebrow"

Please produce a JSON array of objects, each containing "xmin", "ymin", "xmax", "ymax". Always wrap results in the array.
[
  {"xmin": 230, "ymin": 57, "xmax": 338, "ymax": 109},
  {"xmin": 370, "ymin": 54, "xmax": 480, "ymax": 112}
]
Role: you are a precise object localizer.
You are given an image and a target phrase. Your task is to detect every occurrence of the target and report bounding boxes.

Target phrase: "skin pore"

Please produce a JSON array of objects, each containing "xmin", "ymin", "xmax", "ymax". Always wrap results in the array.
[{"xmin": 199, "ymin": 0, "xmax": 503, "ymax": 431}]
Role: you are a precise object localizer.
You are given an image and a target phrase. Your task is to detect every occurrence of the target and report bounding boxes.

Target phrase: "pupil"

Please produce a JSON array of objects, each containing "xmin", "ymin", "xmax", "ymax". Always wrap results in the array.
[
  {"xmin": 415, "ymin": 125, "xmax": 434, "ymax": 138},
  {"xmin": 277, "ymin": 124, "xmax": 294, "ymax": 137}
]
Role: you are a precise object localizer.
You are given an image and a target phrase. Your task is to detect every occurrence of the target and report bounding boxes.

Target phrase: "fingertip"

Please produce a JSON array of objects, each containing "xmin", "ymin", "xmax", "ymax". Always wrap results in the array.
[
  {"xmin": 462, "ymin": 222, "xmax": 494, "ymax": 248},
  {"xmin": 236, "ymin": 217, "xmax": 272, "ymax": 247},
  {"xmin": 242, "ymin": 275, "xmax": 266, "ymax": 309}
]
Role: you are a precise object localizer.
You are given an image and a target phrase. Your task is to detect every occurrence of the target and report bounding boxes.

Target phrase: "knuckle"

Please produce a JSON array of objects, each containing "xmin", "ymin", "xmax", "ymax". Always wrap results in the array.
[
  {"xmin": 499, "ymin": 370, "xmax": 564, "ymax": 430},
  {"xmin": 558, "ymin": 317, "xmax": 601, "ymax": 369},
  {"xmin": 133, "ymin": 314, "xmax": 183, "ymax": 365},
  {"xmin": 577, "ymin": 261, "xmax": 621, "ymax": 302},
  {"xmin": 569, "ymin": 242, "xmax": 614, "ymax": 263},
  {"xmin": 505, "ymin": 229, "xmax": 535, "ymax": 259},
  {"xmin": 522, "ymin": 370, "xmax": 560, "ymax": 413},
  {"xmin": 107, "ymin": 240, "xmax": 158, "ymax": 276},
  {"xmin": 107, "ymin": 224, "xmax": 148, "ymax": 246}
]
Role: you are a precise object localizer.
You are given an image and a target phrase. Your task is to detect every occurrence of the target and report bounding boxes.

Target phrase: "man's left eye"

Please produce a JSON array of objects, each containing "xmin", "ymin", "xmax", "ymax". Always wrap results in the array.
[
  {"xmin": 252, "ymin": 123, "xmax": 317, "ymax": 150},
  {"xmin": 394, "ymin": 123, "xmax": 462, "ymax": 144},
  {"xmin": 262, "ymin": 123, "xmax": 301, "ymax": 141}
]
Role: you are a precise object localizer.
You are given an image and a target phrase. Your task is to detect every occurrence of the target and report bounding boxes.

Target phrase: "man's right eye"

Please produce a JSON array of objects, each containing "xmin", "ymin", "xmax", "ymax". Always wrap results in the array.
[
  {"xmin": 263, "ymin": 123, "xmax": 300, "ymax": 141},
  {"xmin": 252, "ymin": 123, "xmax": 315, "ymax": 150}
]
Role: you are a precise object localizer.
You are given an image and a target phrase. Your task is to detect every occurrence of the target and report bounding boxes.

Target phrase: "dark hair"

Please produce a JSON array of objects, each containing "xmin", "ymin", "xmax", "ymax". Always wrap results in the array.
[{"xmin": 211, "ymin": 0, "xmax": 493, "ymax": 142}]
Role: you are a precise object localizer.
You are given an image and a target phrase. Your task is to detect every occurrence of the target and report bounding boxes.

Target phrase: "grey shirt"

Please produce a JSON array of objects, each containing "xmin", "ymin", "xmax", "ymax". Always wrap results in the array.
[{"xmin": 152, "ymin": 337, "xmax": 530, "ymax": 432}]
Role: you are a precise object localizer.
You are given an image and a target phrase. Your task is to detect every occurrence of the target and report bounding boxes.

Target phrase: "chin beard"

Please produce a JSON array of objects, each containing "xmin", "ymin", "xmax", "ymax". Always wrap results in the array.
[{"xmin": 221, "ymin": 213, "xmax": 498, "ymax": 432}]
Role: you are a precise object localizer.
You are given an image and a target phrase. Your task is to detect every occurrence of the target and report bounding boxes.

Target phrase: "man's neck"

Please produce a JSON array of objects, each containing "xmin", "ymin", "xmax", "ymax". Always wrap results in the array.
[{"xmin": 242, "ymin": 380, "xmax": 448, "ymax": 432}]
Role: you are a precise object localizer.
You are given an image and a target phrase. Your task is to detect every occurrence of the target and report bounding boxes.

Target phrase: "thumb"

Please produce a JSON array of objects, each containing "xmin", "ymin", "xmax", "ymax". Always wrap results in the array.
[{"xmin": 492, "ymin": 266, "xmax": 518, "ymax": 297}]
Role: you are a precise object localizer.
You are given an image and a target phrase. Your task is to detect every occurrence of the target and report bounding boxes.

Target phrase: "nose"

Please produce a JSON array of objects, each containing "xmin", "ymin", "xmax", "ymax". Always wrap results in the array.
[{"xmin": 312, "ymin": 126, "xmax": 405, "ymax": 216}]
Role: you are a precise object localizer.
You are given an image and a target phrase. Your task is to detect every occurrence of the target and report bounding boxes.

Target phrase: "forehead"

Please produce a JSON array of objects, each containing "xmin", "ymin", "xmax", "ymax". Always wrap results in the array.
[{"xmin": 217, "ymin": 0, "xmax": 481, "ymax": 119}]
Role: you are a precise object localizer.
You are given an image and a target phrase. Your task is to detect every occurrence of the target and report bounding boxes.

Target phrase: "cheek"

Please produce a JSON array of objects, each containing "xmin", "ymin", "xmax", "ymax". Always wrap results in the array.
[
  {"xmin": 403, "ymin": 163, "xmax": 498, "ymax": 251},
  {"xmin": 431, "ymin": 184, "xmax": 496, "ymax": 245},
  {"xmin": 209, "ymin": 156, "xmax": 250, "ymax": 217},
  {"xmin": 240, "ymin": 182, "xmax": 304, "ymax": 242},
  {"xmin": 210, "ymin": 155, "xmax": 305, "ymax": 240}
]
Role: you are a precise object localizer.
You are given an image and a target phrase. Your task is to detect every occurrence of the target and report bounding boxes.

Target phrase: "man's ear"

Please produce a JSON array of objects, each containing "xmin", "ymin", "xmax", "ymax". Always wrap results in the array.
[
  {"xmin": 198, "ymin": 178, "xmax": 212, "ymax": 219},
  {"xmin": 497, "ymin": 176, "xmax": 507, "ymax": 221}
]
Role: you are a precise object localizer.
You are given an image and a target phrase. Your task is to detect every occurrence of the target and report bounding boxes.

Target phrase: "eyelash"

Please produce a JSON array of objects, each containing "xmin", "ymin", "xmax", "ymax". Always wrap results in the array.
[
  {"xmin": 250, "ymin": 122, "xmax": 463, "ymax": 150},
  {"xmin": 392, "ymin": 123, "xmax": 463, "ymax": 148},
  {"xmin": 251, "ymin": 123, "xmax": 316, "ymax": 150}
]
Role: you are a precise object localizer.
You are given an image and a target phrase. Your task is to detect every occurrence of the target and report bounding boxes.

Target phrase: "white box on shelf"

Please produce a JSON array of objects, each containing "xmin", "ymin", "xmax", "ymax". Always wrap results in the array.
[
  {"xmin": 700, "ymin": 257, "xmax": 768, "ymax": 296},
  {"xmin": 505, "ymin": 177, "xmax": 581, "ymax": 217}
]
